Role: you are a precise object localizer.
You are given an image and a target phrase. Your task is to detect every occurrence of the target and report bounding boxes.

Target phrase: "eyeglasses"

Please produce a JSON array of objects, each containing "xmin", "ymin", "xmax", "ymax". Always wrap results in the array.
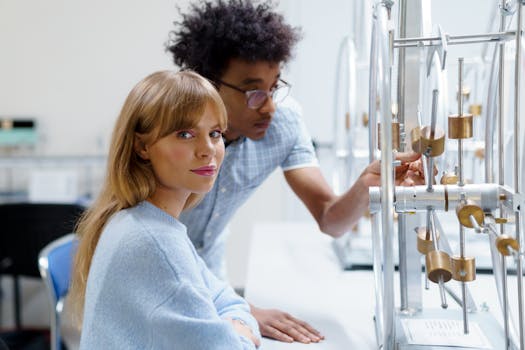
[{"xmin": 217, "ymin": 78, "xmax": 291, "ymax": 109}]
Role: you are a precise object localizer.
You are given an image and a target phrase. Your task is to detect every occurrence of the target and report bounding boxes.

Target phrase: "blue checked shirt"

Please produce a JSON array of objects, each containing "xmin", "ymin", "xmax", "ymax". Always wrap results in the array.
[{"xmin": 179, "ymin": 104, "xmax": 319, "ymax": 280}]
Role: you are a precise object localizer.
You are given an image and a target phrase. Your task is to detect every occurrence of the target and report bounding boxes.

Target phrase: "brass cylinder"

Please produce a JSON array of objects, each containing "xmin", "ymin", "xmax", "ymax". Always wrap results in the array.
[
  {"xmin": 451, "ymin": 256, "xmax": 476, "ymax": 282},
  {"xmin": 425, "ymin": 250, "xmax": 452, "ymax": 284},
  {"xmin": 420, "ymin": 126, "xmax": 445, "ymax": 157},
  {"xmin": 362, "ymin": 112, "xmax": 369, "ymax": 127},
  {"xmin": 440, "ymin": 172, "xmax": 458, "ymax": 185},
  {"xmin": 456, "ymin": 200, "xmax": 485, "ymax": 228},
  {"xmin": 416, "ymin": 227, "xmax": 439, "ymax": 255},
  {"xmin": 459, "ymin": 86, "xmax": 471, "ymax": 101},
  {"xmin": 474, "ymin": 147, "xmax": 485, "ymax": 160},
  {"xmin": 377, "ymin": 122, "xmax": 401, "ymax": 151},
  {"xmin": 468, "ymin": 104, "xmax": 482, "ymax": 116},
  {"xmin": 448, "ymin": 113, "xmax": 473, "ymax": 139},
  {"xmin": 496, "ymin": 234, "xmax": 520, "ymax": 256},
  {"xmin": 410, "ymin": 126, "xmax": 422, "ymax": 153}
]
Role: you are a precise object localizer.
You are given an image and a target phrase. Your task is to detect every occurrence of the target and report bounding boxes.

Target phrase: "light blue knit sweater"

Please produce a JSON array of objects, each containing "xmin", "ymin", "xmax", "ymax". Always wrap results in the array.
[{"xmin": 80, "ymin": 201, "xmax": 260, "ymax": 349}]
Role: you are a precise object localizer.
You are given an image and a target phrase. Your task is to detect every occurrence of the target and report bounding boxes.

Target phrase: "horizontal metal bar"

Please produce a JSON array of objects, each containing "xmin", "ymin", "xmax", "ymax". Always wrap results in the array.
[
  {"xmin": 393, "ymin": 30, "xmax": 516, "ymax": 48},
  {"xmin": 394, "ymin": 38, "xmax": 510, "ymax": 48}
]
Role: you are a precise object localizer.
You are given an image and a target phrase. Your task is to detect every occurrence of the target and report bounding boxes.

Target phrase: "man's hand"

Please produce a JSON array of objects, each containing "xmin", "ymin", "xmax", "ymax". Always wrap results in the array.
[
  {"xmin": 227, "ymin": 318, "xmax": 261, "ymax": 348},
  {"xmin": 250, "ymin": 305, "xmax": 324, "ymax": 343},
  {"xmin": 360, "ymin": 151, "xmax": 433, "ymax": 187}
]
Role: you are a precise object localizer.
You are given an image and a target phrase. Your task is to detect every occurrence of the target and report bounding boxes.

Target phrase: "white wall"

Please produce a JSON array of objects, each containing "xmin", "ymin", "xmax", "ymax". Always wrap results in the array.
[
  {"xmin": 0, "ymin": 0, "xmax": 358, "ymax": 289},
  {"xmin": 0, "ymin": 0, "xmax": 502, "ymax": 290},
  {"xmin": 0, "ymin": 0, "xmax": 186, "ymax": 155}
]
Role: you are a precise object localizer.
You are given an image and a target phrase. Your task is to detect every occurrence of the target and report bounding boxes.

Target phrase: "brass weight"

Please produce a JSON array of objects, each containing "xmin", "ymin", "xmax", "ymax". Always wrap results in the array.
[
  {"xmin": 448, "ymin": 113, "xmax": 473, "ymax": 139},
  {"xmin": 420, "ymin": 126, "xmax": 445, "ymax": 157},
  {"xmin": 411, "ymin": 126, "xmax": 422, "ymax": 153},
  {"xmin": 456, "ymin": 200, "xmax": 485, "ymax": 228},
  {"xmin": 440, "ymin": 172, "xmax": 458, "ymax": 185},
  {"xmin": 416, "ymin": 227, "xmax": 440, "ymax": 255},
  {"xmin": 426, "ymin": 250, "xmax": 452, "ymax": 284},
  {"xmin": 451, "ymin": 256, "xmax": 476, "ymax": 282},
  {"xmin": 496, "ymin": 234, "xmax": 520, "ymax": 256},
  {"xmin": 468, "ymin": 104, "xmax": 482, "ymax": 116},
  {"xmin": 377, "ymin": 122, "xmax": 401, "ymax": 151},
  {"xmin": 362, "ymin": 112, "xmax": 369, "ymax": 127}
]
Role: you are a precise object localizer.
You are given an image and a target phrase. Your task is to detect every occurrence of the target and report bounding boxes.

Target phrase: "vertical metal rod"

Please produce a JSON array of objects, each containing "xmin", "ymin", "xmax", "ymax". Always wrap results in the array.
[
  {"xmin": 426, "ymin": 209, "xmax": 432, "ymax": 239},
  {"xmin": 458, "ymin": 58, "xmax": 465, "ymax": 187},
  {"xmin": 426, "ymin": 157, "xmax": 434, "ymax": 193},
  {"xmin": 397, "ymin": 0, "xmax": 408, "ymax": 312},
  {"xmin": 514, "ymin": 4, "xmax": 524, "ymax": 350},
  {"xmin": 498, "ymin": 14, "xmax": 506, "ymax": 192},
  {"xmin": 457, "ymin": 57, "xmax": 468, "ymax": 334},
  {"xmin": 429, "ymin": 210, "xmax": 447, "ymax": 308},
  {"xmin": 497, "ymin": 6, "xmax": 510, "ymax": 348},
  {"xmin": 439, "ymin": 278, "xmax": 448, "ymax": 309},
  {"xmin": 517, "ymin": 213, "xmax": 524, "ymax": 350},
  {"xmin": 424, "ymin": 263, "xmax": 429, "ymax": 289},
  {"xmin": 430, "ymin": 209, "xmax": 439, "ymax": 251},
  {"xmin": 425, "ymin": 89, "xmax": 438, "ymax": 192},
  {"xmin": 430, "ymin": 89, "xmax": 439, "ymax": 138},
  {"xmin": 503, "ymin": 256, "xmax": 510, "ymax": 350}
]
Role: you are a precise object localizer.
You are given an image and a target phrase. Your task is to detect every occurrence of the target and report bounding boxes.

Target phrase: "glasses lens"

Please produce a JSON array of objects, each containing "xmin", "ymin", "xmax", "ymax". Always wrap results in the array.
[
  {"xmin": 246, "ymin": 91, "xmax": 269, "ymax": 109},
  {"xmin": 271, "ymin": 84, "xmax": 290, "ymax": 104}
]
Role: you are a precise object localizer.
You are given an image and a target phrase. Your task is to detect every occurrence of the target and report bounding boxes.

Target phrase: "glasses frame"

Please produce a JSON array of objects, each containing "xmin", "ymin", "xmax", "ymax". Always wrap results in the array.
[{"xmin": 217, "ymin": 78, "xmax": 291, "ymax": 110}]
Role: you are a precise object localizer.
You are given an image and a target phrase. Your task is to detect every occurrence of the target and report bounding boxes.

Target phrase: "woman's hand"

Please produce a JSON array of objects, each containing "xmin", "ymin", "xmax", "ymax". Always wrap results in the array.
[{"xmin": 227, "ymin": 318, "xmax": 261, "ymax": 348}]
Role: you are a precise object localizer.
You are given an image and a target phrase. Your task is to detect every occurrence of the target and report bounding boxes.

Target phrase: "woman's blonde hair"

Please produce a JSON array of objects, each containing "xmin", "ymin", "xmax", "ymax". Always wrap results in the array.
[{"xmin": 69, "ymin": 70, "xmax": 227, "ymax": 324}]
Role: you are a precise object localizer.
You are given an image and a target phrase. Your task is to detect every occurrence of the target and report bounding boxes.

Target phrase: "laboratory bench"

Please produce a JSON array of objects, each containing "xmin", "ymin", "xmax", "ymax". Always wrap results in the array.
[{"xmin": 244, "ymin": 221, "xmax": 514, "ymax": 349}]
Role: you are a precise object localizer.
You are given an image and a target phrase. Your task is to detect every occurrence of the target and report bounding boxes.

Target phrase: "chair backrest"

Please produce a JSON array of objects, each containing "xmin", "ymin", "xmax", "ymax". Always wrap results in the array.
[
  {"xmin": 0, "ymin": 203, "xmax": 84, "ymax": 278},
  {"xmin": 38, "ymin": 233, "xmax": 78, "ymax": 303},
  {"xmin": 38, "ymin": 233, "xmax": 78, "ymax": 350}
]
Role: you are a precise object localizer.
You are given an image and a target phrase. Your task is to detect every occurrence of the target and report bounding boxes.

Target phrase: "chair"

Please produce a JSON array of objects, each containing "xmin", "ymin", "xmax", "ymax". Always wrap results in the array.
[
  {"xmin": 39, "ymin": 233, "xmax": 78, "ymax": 350},
  {"xmin": 0, "ymin": 203, "xmax": 84, "ymax": 341}
]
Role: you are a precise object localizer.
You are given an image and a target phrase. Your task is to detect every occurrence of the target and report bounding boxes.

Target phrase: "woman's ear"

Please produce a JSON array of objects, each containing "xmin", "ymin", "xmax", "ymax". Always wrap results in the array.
[{"xmin": 134, "ymin": 133, "xmax": 150, "ymax": 160}]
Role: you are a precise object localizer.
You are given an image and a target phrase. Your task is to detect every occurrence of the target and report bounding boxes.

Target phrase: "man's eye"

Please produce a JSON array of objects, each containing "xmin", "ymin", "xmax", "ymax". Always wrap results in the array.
[
  {"xmin": 210, "ymin": 130, "xmax": 223, "ymax": 138},
  {"xmin": 176, "ymin": 131, "xmax": 193, "ymax": 139}
]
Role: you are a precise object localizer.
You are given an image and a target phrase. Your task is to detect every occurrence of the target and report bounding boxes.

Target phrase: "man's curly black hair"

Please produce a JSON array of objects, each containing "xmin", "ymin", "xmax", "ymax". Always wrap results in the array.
[{"xmin": 166, "ymin": 0, "xmax": 301, "ymax": 81}]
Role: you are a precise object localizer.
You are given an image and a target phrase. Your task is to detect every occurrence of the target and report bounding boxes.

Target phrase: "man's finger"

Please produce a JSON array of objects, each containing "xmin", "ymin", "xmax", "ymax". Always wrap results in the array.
[{"xmin": 395, "ymin": 151, "xmax": 421, "ymax": 163}]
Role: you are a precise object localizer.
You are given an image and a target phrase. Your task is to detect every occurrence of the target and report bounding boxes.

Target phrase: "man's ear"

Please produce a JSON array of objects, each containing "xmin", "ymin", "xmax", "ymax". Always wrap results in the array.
[{"xmin": 134, "ymin": 133, "xmax": 150, "ymax": 160}]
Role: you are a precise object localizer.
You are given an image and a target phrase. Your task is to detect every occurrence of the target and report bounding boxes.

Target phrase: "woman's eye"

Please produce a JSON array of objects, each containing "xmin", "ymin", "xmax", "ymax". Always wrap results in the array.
[
  {"xmin": 176, "ymin": 131, "xmax": 194, "ymax": 139},
  {"xmin": 210, "ymin": 130, "xmax": 223, "ymax": 138}
]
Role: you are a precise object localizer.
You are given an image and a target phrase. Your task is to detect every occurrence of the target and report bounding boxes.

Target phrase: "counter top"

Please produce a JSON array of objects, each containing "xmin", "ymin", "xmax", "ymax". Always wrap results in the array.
[
  {"xmin": 244, "ymin": 221, "xmax": 517, "ymax": 349},
  {"xmin": 244, "ymin": 221, "xmax": 377, "ymax": 349}
]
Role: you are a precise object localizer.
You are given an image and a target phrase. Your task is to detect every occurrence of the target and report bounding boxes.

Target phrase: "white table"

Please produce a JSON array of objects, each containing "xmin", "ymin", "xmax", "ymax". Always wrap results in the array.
[
  {"xmin": 244, "ymin": 221, "xmax": 377, "ymax": 349},
  {"xmin": 244, "ymin": 221, "xmax": 518, "ymax": 349}
]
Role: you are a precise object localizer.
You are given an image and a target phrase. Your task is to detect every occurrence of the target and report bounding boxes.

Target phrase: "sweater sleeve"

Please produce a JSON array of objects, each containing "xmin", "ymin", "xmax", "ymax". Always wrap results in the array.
[
  {"xmin": 194, "ymin": 249, "xmax": 262, "ymax": 344},
  {"xmin": 149, "ymin": 280, "xmax": 259, "ymax": 350},
  {"xmin": 80, "ymin": 223, "xmax": 260, "ymax": 350}
]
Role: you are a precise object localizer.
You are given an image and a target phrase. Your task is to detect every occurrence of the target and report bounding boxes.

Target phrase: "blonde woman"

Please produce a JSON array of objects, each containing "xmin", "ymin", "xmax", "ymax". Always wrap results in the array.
[{"xmin": 70, "ymin": 70, "xmax": 260, "ymax": 349}]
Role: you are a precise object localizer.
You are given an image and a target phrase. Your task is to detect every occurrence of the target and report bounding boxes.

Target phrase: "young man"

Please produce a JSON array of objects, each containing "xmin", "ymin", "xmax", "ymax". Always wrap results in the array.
[{"xmin": 167, "ymin": 0, "xmax": 424, "ymax": 344}]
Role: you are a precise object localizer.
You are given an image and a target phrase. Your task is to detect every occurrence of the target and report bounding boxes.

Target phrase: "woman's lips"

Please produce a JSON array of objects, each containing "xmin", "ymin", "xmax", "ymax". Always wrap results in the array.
[
  {"xmin": 191, "ymin": 165, "xmax": 217, "ymax": 176},
  {"xmin": 254, "ymin": 120, "xmax": 270, "ymax": 130}
]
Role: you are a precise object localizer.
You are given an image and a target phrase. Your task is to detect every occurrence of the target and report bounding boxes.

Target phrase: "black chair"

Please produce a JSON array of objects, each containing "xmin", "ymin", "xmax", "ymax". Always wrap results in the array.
[{"xmin": 0, "ymin": 203, "xmax": 84, "ymax": 347}]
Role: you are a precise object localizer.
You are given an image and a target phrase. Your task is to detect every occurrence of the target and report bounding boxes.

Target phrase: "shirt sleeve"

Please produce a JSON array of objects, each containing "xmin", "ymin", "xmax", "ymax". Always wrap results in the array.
[{"xmin": 279, "ymin": 107, "xmax": 320, "ymax": 171}]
